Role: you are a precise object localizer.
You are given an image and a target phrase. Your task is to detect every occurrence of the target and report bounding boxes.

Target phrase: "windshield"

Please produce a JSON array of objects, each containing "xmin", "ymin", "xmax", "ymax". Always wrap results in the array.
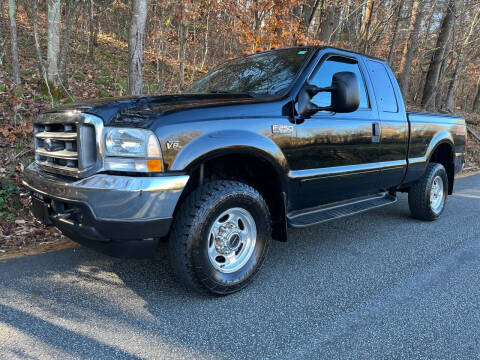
[{"xmin": 188, "ymin": 48, "xmax": 313, "ymax": 96}]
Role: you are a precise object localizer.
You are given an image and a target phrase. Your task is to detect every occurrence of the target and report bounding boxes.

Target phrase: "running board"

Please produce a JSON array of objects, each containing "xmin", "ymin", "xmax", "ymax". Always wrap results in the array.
[{"xmin": 287, "ymin": 193, "xmax": 397, "ymax": 228}]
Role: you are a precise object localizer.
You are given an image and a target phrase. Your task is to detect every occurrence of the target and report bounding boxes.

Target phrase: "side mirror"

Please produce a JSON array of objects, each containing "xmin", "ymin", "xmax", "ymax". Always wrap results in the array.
[{"xmin": 297, "ymin": 71, "xmax": 360, "ymax": 118}]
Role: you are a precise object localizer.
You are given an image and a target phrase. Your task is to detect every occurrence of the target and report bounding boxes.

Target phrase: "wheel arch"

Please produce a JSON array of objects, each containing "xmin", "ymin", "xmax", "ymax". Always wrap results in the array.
[
  {"xmin": 170, "ymin": 132, "xmax": 290, "ymax": 242},
  {"xmin": 427, "ymin": 139, "xmax": 455, "ymax": 194}
]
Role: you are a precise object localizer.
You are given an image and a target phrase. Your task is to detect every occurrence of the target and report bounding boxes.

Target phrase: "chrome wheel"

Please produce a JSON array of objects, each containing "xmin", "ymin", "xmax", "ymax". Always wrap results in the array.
[
  {"xmin": 430, "ymin": 175, "xmax": 444, "ymax": 214},
  {"xmin": 207, "ymin": 207, "xmax": 257, "ymax": 273}
]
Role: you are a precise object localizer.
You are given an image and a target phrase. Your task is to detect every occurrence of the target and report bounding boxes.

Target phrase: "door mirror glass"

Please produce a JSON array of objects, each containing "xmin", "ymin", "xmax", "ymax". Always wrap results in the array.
[{"xmin": 297, "ymin": 71, "xmax": 360, "ymax": 118}]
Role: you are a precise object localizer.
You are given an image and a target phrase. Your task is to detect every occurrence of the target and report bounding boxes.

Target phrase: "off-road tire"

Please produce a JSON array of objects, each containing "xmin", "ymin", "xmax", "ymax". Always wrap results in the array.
[
  {"xmin": 168, "ymin": 180, "xmax": 271, "ymax": 295},
  {"xmin": 408, "ymin": 163, "xmax": 448, "ymax": 221}
]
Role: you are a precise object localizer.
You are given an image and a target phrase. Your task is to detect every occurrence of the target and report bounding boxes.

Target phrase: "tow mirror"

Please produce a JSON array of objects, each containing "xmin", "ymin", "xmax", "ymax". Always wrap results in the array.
[{"xmin": 297, "ymin": 71, "xmax": 360, "ymax": 118}]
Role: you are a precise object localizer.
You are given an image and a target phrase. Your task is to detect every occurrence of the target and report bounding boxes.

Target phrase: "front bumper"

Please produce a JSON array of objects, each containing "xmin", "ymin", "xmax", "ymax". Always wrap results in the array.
[{"xmin": 23, "ymin": 162, "xmax": 189, "ymax": 257}]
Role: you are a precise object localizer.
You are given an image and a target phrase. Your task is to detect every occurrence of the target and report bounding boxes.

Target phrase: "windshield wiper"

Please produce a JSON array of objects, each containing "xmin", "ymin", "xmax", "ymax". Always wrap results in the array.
[{"xmin": 208, "ymin": 90, "xmax": 252, "ymax": 96}]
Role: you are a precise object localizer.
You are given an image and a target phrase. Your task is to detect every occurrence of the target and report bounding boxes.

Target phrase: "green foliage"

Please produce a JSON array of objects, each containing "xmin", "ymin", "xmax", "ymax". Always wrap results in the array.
[
  {"xmin": 0, "ymin": 178, "xmax": 18, "ymax": 220},
  {"xmin": 75, "ymin": 72, "xmax": 87, "ymax": 80},
  {"xmin": 14, "ymin": 139, "xmax": 24, "ymax": 152},
  {"xmin": 98, "ymin": 89, "xmax": 110, "ymax": 97},
  {"xmin": 20, "ymin": 69, "xmax": 34, "ymax": 76},
  {"xmin": 62, "ymin": 95, "xmax": 76, "ymax": 104},
  {"xmin": 40, "ymin": 80, "xmax": 63, "ymax": 100},
  {"xmin": 94, "ymin": 77, "xmax": 111, "ymax": 86},
  {"xmin": 114, "ymin": 30, "xmax": 128, "ymax": 39}
]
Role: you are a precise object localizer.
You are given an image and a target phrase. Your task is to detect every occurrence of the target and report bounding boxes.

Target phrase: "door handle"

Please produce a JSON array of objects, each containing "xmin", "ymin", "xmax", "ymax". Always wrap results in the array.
[{"xmin": 372, "ymin": 122, "xmax": 380, "ymax": 143}]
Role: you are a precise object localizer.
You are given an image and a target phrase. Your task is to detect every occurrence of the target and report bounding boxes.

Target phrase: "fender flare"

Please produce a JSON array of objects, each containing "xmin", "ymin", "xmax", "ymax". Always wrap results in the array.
[
  {"xmin": 425, "ymin": 130, "xmax": 455, "ymax": 163},
  {"xmin": 169, "ymin": 129, "xmax": 289, "ymax": 190}
]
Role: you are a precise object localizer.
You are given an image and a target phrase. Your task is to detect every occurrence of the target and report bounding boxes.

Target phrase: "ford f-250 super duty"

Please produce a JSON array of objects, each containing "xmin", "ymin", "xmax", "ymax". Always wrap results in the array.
[{"xmin": 24, "ymin": 46, "xmax": 467, "ymax": 295}]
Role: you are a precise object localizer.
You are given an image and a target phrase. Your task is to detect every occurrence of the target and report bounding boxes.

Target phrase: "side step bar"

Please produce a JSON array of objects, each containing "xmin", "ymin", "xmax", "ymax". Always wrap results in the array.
[{"xmin": 287, "ymin": 193, "xmax": 397, "ymax": 228}]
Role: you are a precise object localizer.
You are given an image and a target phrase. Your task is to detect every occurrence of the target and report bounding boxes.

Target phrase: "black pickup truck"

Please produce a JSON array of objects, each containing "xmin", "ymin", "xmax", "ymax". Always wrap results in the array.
[{"xmin": 24, "ymin": 46, "xmax": 467, "ymax": 295}]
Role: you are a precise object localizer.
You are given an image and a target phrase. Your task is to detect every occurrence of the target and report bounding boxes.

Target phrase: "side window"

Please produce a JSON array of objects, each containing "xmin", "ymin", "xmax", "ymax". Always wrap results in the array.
[
  {"xmin": 366, "ymin": 60, "xmax": 398, "ymax": 113},
  {"xmin": 309, "ymin": 56, "xmax": 369, "ymax": 110}
]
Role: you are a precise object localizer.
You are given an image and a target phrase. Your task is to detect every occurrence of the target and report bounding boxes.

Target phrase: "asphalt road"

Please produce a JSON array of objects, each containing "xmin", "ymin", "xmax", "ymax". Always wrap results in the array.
[{"xmin": 1, "ymin": 174, "xmax": 480, "ymax": 360}]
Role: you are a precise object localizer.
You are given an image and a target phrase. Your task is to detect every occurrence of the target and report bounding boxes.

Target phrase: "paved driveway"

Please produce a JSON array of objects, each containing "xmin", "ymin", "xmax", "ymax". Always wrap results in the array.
[{"xmin": 1, "ymin": 174, "xmax": 480, "ymax": 359}]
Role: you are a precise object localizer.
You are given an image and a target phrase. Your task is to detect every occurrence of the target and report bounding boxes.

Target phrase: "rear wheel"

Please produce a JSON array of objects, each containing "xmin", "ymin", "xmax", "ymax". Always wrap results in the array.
[
  {"xmin": 168, "ymin": 180, "xmax": 271, "ymax": 295},
  {"xmin": 408, "ymin": 163, "xmax": 448, "ymax": 221}
]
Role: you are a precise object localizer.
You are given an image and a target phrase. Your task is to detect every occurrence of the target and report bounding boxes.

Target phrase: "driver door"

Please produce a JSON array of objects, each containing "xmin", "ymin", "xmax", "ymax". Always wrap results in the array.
[{"xmin": 291, "ymin": 54, "xmax": 382, "ymax": 210}]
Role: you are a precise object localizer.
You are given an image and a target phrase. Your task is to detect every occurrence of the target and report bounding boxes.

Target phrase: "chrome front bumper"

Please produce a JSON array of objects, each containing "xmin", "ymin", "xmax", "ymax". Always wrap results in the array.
[
  {"xmin": 22, "ymin": 162, "xmax": 189, "ymax": 256},
  {"xmin": 23, "ymin": 162, "xmax": 188, "ymax": 223}
]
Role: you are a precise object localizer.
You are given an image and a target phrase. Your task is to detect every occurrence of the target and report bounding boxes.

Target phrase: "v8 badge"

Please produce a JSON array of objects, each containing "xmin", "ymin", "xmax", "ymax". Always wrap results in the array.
[{"xmin": 166, "ymin": 140, "xmax": 181, "ymax": 150}]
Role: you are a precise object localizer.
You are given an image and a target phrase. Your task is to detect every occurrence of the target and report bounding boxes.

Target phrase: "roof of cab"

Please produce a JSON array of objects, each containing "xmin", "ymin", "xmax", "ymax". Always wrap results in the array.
[{"xmin": 245, "ymin": 45, "xmax": 386, "ymax": 63}]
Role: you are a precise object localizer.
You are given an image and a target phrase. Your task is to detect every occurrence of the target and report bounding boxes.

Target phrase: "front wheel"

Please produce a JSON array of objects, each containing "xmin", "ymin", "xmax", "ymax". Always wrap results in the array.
[
  {"xmin": 168, "ymin": 180, "xmax": 271, "ymax": 295},
  {"xmin": 408, "ymin": 163, "xmax": 448, "ymax": 221}
]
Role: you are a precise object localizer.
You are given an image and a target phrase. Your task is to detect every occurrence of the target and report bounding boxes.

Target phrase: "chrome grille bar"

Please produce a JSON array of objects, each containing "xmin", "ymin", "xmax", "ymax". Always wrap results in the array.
[{"xmin": 34, "ymin": 112, "xmax": 103, "ymax": 178}]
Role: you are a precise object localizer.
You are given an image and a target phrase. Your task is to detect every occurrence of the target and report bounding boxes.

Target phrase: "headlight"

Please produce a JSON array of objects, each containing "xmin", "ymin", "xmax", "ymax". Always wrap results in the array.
[{"xmin": 103, "ymin": 127, "xmax": 163, "ymax": 172}]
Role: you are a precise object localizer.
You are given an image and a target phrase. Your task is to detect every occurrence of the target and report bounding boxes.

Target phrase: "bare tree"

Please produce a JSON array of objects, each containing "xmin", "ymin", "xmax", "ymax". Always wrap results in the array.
[
  {"xmin": 58, "ymin": 0, "xmax": 80, "ymax": 83},
  {"xmin": 359, "ymin": 0, "xmax": 374, "ymax": 53},
  {"xmin": 397, "ymin": 0, "xmax": 424, "ymax": 99},
  {"xmin": 387, "ymin": 0, "xmax": 404, "ymax": 66},
  {"xmin": 316, "ymin": 2, "xmax": 340, "ymax": 43},
  {"xmin": 421, "ymin": 0, "xmax": 455, "ymax": 110},
  {"xmin": 7, "ymin": 0, "xmax": 20, "ymax": 85},
  {"xmin": 178, "ymin": 6, "xmax": 187, "ymax": 92},
  {"xmin": 0, "ymin": 0, "xmax": 6, "ymax": 67},
  {"xmin": 47, "ymin": 0, "xmax": 61, "ymax": 87},
  {"xmin": 128, "ymin": 0, "xmax": 147, "ymax": 95},
  {"xmin": 472, "ymin": 75, "xmax": 480, "ymax": 113},
  {"xmin": 444, "ymin": 7, "xmax": 480, "ymax": 111},
  {"xmin": 29, "ymin": 0, "xmax": 45, "ymax": 79},
  {"xmin": 87, "ymin": 0, "xmax": 95, "ymax": 59}
]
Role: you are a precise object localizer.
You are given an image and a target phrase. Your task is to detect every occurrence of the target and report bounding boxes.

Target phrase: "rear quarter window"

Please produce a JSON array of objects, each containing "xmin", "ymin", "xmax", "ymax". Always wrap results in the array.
[{"xmin": 366, "ymin": 60, "xmax": 398, "ymax": 113}]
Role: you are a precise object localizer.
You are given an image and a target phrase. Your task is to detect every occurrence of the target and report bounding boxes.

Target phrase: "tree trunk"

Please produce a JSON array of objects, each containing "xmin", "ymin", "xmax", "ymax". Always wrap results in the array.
[
  {"xmin": 316, "ymin": 3, "xmax": 339, "ymax": 44},
  {"xmin": 59, "ymin": 0, "xmax": 79, "ymax": 84},
  {"xmin": 128, "ymin": 0, "xmax": 147, "ymax": 96},
  {"xmin": 0, "ymin": 0, "xmax": 5, "ymax": 34},
  {"xmin": 472, "ymin": 76, "xmax": 480, "ymax": 113},
  {"xmin": 359, "ymin": 0, "xmax": 374, "ymax": 53},
  {"xmin": 421, "ymin": 0, "xmax": 455, "ymax": 110},
  {"xmin": 7, "ymin": 0, "xmax": 21, "ymax": 85},
  {"xmin": 397, "ymin": 0, "xmax": 424, "ymax": 99},
  {"xmin": 346, "ymin": 0, "xmax": 362, "ymax": 49},
  {"xmin": 47, "ymin": 0, "xmax": 61, "ymax": 87},
  {"xmin": 87, "ymin": 0, "xmax": 94, "ymax": 59},
  {"xmin": 0, "ymin": 0, "xmax": 5, "ymax": 67},
  {"xmin": 472, "ymin": 76, "xmax": 480, "ymax": 112},
  {"xmin": 304, "ymin": 0, "xmax": 322, "ymax": 38},
  {"xmin": 178, "ymin": 17, "xmax": 187, "ymax": 92},
  {"xmin": 387, "ymin": 0, "xmax": 404, "ymax": 66},
  {"xmin": 444, "ymin": 8, "xmax": 480, "ymax": 111},
  {"xmin": 200, "ymin": 9, "xmax": 209, "ymax": 71},
  {"xmin": 31, "ymin": 0, "xmax": 45, "ymax": 78}
]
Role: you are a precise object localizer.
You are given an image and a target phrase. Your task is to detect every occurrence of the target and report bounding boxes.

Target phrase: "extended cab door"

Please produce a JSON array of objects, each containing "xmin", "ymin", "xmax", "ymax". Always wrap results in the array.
[
  {"xmin": 364, "ymin": 59, "xmax": 408, "ymax": 190},
  {"xmin": 291, "ymin": 53, "xmax": 382, "ymax": 210}
]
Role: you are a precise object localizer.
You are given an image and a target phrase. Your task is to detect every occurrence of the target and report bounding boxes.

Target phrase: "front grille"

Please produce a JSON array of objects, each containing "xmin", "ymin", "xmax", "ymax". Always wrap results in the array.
[{"xmin": 34, "ymin": 112, "xmax": 101, "ymax": 178}]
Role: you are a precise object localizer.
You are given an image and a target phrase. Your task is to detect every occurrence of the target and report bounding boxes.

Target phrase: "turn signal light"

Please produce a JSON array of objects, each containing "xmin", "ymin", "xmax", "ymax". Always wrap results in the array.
[
  {"xmin": 242, "ymin": 51, "xmax": 250, "ymax": 56},
  {"xmin": 226, "ymin": 56, "xmax": 234, "ymax": 61},
  {"xmin": 255, "ymin": 48, "xmax": 263, "ymax": 53},
  {"xmin": 298, "ymin": 40, "xmax": 307, "ymax": 46},
  {"xmin": 147, "ymin": 159, "xmax": 163, "ymax": 172}
]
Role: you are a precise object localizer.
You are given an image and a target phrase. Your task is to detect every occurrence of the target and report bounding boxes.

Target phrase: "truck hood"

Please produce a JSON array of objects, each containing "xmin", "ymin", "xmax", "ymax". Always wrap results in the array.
[{"xmin": 50, "ymin": 94, "xmax": 275, "ymax": 127}]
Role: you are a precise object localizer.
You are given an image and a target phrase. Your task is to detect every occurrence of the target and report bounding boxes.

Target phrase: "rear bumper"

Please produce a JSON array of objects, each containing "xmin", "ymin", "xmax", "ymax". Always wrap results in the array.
[{"xmin": 23, "ymin": 162, "xmax": 189, "ymax": 257}]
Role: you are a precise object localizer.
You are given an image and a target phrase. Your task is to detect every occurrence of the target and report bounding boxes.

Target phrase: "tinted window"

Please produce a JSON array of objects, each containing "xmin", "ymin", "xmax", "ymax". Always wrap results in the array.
[
  {"xmin": 310, "ymin": 57, "xmax": 369, "ymax": 109},
  {"xmin": 366, "ymin": 60, "xmax": 398, "ymax": 112},
  {"xmin": 188, "ymin": 48, "xmax": 312, "ymax": 96}
]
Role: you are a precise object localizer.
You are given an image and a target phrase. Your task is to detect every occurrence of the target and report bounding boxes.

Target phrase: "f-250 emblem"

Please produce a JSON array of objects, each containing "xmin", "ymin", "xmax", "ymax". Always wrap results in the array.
[
  {"xmin": 272, "ymin": 125, "xmax": 293, "ymax": 134},
  {"xmin": 166, "ymin": 140, "xmax": 181, "ymax": 150}
]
